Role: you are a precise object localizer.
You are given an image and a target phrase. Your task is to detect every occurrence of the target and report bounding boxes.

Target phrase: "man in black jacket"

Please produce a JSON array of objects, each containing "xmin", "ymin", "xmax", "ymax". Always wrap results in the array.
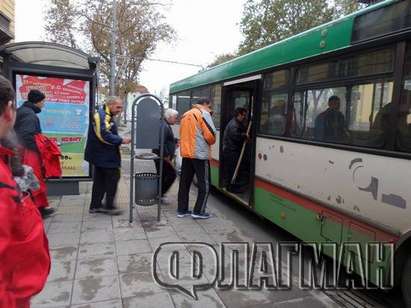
[
  {"xmin": 154, "ymin": 108, "xmax": 179, "ymax": 204},
  {"xmin": 14, "ymin": 89, "xmax": 55, "ymax": 218},
  {"xmin": 222, "ymin": 107, "xmax": 249, "ymax": 193},
  {"xmin": 85, "ymin": 96, "xmax": 131, "ymax": 214},
  {"xmin": 314, "ymin": 96, "xmax": 348, "ymax": 143}
]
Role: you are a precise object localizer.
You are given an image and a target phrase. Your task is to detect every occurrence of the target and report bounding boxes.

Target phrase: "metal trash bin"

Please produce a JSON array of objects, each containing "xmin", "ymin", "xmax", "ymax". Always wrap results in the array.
[
  {"xmin": 129, "ymin": 94, "xmax": 164, "ymax": 222},
  {"xmin": 134, "ymin": 172, "xmax": 159, "ymax": 206}
]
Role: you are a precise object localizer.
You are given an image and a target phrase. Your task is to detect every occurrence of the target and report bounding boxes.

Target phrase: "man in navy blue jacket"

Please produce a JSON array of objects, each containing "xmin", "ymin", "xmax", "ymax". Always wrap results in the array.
[{"xmin": 85, "ymin": 96, "xmax": 131, "ymax": 214}]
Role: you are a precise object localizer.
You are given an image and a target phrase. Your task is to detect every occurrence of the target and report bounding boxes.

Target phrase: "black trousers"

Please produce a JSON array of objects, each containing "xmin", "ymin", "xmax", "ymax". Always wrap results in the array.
[
  {"xmin": 178, "ymin": 158, "xmax": 210, "ymax": 215},
  {"xmin": 90, "ymin": 166, "xmax": 120, "ymax": 210},
  {"xmin": 222, "ymin": 151, "xmax": 240, "ymax": 188},
  {"xmin": 155, "ymin": 159, "xmax": 177, "ymax": 196}
]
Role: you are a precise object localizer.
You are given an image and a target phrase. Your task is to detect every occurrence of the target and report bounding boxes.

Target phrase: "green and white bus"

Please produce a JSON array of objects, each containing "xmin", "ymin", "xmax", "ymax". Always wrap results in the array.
[{"xmin": 169, "ymin": 0, "xmax": 411, "ymax": 303}]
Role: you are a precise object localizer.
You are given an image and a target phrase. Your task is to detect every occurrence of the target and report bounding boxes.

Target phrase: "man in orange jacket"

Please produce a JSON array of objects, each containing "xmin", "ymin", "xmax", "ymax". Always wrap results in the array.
[
  {"xmin": 0, "ymin": 76, "xmax": 50, "ymax": 307},
  {"xmin": 177, "ymin": 98, "xmax": 216, "ymax": 219}
]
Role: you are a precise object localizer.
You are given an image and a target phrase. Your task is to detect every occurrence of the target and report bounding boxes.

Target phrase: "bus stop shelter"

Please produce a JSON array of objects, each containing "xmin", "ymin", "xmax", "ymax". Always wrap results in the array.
[{"xmin": 0, "ymin": 41, "xmax": 98, "ymax": 195}]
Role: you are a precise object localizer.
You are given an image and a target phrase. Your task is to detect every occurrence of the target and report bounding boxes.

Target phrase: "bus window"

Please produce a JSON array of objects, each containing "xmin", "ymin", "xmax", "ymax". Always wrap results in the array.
[
  {"xmin": 191, "ymin": 86, "xmax": 211, "ymax": 104},
  {"xmin": 352, "ymin": 1, "xmax": 411, "ymax": 43},
  {"xmin": 176, "ymin": 91, "xmax": 191, "ymax": 116},
  {"xmin": 230, "ymin": 91, "xmax": 249, "ymax": 109},
  {"xmin": 170, "ymin": 95, "xmax": 177, "ymax": 110},
  {"xmin": 291, "ymin": 92, "xmax": 304, "ymax": 137},
  {"xmin": 264, "ymin": 70, "xmax": 289, "ymax": 90},
  {"xmin": 398, "ymin": 44, "xmax": 411, "ymax": 152},
  {"xmin": 211, "ymin": 85, "xmax": 222, "ymax": 129},
  {"xmin": 297, "ymin": 48, "xmax": 394, "ymax": 85},
  {"xmin": 349, "ymin": 81, "xmax": 394, "ymax": 148},
  {"xmin": 260, "ymin": 70, "xmax": 290, "ymax": 136},
  {"xmin": 260, "ymin": 93, "xmax": 288, "ymax": 136},
  {"xmin": 291, "ymin": 87, "xmax": 347, "ymax": 142}
]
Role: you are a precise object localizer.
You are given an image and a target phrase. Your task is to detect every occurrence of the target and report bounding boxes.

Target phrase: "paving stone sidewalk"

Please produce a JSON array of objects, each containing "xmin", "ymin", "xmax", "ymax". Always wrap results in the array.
[{"xmin": 32, "ymin": 157, "xmax": 336, "ymax": 308}]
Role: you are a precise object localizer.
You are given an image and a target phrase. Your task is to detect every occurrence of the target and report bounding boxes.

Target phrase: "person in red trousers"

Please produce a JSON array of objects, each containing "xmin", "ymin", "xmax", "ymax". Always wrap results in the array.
[
  {"xmin": 0, "ymin": 76, "xmax": 50, "ymax": 308},
  {"xmin": 14, "ymin": 89, "xmax": 55, "ymax": 218}
]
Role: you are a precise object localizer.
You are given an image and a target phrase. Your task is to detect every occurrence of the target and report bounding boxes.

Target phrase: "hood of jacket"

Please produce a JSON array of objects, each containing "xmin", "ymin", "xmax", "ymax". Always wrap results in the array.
[
  {"xmin": 192, "ymin": 104, "xmax": 212, "ymax": 114},
  {"xmin": 22, "ymin": 101, "xmax": 42, "ymax": 114}
]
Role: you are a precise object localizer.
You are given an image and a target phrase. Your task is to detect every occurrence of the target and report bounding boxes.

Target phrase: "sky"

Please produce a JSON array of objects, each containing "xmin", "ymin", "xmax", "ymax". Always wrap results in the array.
[{"xmin": 15, "ymin": 0, "xmax": 246, "ymax": 96}]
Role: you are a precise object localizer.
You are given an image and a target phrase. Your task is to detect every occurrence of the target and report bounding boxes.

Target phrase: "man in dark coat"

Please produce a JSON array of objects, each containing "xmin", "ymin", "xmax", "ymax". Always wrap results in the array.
[
  {"xmin": 14, "ymin": 89, "xmax": 55, "ymax": 218},
  {"xmin": 314, "ymin": 96, "xmax": 348, "ymax": 143},
  {"xmin": 85, "ymin": 96, "xmax": 131, "ymax": 214},
  {"xmin": 153, "ymin": 108, "xmax": 179, "ymax": 204},
  {"xmin": 222, "ymin": 107, "xmax": 249, "ymax": 193}
]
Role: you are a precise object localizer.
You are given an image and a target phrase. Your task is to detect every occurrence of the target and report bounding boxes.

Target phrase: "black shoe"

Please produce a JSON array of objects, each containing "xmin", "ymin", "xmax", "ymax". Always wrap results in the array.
[
  {"xmin": 89, "ymin": 208, "xmax": 102, "ymax": 214},
  {"xmin": 191, "ymin": 212, "xmax": 211, "ymax": 219},
  {"xmin": 99, "ymin": 207, "xmax": 123, "ymax": 216},
  {"xmin": 40, "ymin": 207, "xmax": 56, "ymax": 218},
  {"xmin": 228, "ymin": 185, "xmax": 248, "ymax": 194}
]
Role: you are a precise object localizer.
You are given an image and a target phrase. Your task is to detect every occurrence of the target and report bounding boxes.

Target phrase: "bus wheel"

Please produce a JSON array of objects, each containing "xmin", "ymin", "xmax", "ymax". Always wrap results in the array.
[{"xmin": 402, "ymin": 256, "xmax": 411, "ymax": 307}]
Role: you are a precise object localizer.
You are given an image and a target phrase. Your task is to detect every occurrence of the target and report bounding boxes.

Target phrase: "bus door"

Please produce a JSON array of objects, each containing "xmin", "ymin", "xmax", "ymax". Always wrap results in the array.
[{"xmin": 220, "ymin": 78, "xmax": 261, "ymax": 207}]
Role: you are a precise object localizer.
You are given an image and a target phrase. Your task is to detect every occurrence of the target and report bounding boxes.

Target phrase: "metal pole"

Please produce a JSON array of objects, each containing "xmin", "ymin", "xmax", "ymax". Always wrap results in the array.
[
  {"xmin": 158, "ymin": 101, "xmax": 165, "ymax": 222},
  {"xmin": 109, "ymin": 0, "xmax": 117, "ymax": 95},
  {"xmin": 129, "ymin": 99, "xmax": 136, "ymax": 223}
]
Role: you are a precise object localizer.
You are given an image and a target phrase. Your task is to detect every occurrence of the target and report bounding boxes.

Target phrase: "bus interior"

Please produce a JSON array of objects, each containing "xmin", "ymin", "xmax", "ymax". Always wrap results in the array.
[{"xmin": 220, "ymin": 79, "xmax": 259, "ymax": 206}]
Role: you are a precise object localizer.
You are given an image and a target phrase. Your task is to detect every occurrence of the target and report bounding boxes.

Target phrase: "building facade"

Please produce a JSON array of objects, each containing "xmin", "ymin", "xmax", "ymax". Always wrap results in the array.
[{"xmin": 0, "ymin": 0, "xmax": 14, "ymax": 45}]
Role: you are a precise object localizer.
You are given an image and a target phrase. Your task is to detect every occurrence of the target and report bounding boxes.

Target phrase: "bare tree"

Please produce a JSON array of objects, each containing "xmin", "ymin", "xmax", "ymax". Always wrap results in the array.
[
  {"xmin": 45, "ymin": 0, "xmax": 79, "ymax": 48},
  {"xmin": 45, "ymin": 0, "xmax": 175, "ymax": 104},
  {"xmin": 207, "ymin": 53, "xmax": 238, "ymax": 68}
]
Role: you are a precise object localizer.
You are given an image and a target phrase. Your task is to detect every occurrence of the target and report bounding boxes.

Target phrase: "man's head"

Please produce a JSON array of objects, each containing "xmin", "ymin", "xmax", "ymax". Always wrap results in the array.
[
  {"xmin": 196, "ymin": 97, "xmax": 212, "ymax": 108},
  {"xmin": 106, "ymin": 96, "xmax": 123, "ymax": 115},
  {"xmin": 164, "ymin": 108, "xmax": 179, "ymax": 125},
  {"xmin": 0, "ymin": 76, "xmax": 16, "ymax": 139},
  {"xmin": 234, "ymin": 107, "xmax": 247, "ymax": 122},
  {"xmin": 328, "ymin": 96, "xmax": 341, "ymax": 110},
  {"xmin": 28, "ymin": 89, "xmax": 46, "ymax": 109}
]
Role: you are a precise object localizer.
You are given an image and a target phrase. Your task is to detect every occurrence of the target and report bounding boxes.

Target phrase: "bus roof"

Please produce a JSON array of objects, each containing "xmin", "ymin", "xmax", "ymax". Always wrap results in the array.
[{"xmin": 170, "ymin": 0, "xmax": 398, "ymax": 94}]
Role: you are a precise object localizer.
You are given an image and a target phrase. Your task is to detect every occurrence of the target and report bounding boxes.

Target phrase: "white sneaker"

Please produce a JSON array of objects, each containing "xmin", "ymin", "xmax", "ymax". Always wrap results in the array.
[
  {"xmin": 161, "ymin": 197, "xmax": 171, "ymax": 205},
  {"xmin": 177, "ymin": 210, "xmax": 192, "ymax": 218}
]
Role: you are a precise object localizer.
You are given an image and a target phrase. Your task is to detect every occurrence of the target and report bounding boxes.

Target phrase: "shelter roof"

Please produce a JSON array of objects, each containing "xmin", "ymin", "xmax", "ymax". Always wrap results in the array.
[{"xmin": 0, "ymin": 41, "xmax": 97, "ymax": 70}]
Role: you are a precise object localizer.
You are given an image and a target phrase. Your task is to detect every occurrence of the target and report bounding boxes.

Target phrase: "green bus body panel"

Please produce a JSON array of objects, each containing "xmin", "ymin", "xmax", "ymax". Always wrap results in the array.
[
  {"xmin": 210, "ymin": 166, "xmax": 219, "ymax": 187},
  {"xmin": 254, "ymin": 187, "xmax": 393, "ymax": 286},
  {"xmin": 170, "ymin": 0, "xmax": 397, "ymax": 94},
  {"xmin": 210, "ymin": 166, "xmax": 392, "ymax": 284}
]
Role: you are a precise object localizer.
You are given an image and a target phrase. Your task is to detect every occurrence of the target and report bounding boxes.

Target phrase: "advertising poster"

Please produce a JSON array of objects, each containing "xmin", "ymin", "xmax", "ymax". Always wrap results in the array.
[{"xmin": 16, "ymin": 75, "xmax": 90, "ymax": 177}]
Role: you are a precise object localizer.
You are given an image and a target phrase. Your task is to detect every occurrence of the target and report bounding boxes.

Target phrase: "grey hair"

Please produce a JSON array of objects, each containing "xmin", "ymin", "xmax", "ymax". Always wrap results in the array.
[
  {"xmin": 164, "ymin": 108, "xmax": 178, "ymax": 120},
  {"xmin": 106, "ymin": 96, "xmax": 122, "ymax": 105}
]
